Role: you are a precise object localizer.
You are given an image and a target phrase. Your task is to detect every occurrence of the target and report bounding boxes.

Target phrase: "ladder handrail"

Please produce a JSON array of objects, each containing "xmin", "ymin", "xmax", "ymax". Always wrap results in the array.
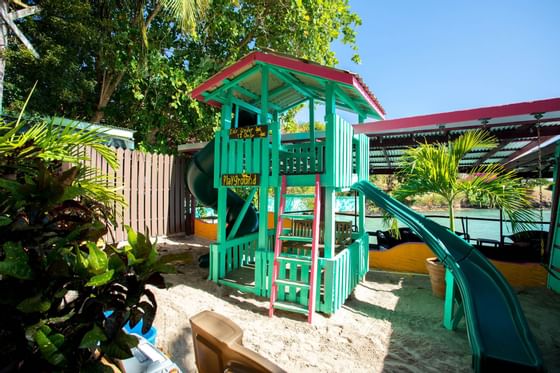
[
  {"xmin": 307, "ymin": 174, "xmax": 321, "ymax": 323},
  {"xmin": 269, "ymin": 175, "xmax": 287, "ymax": 317}
]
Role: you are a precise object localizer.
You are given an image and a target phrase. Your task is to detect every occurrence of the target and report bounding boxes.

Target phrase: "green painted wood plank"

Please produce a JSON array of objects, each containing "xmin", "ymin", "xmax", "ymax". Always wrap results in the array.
[
  {"xmin": 277, "ymin": 255, "xmax": 312, "ymax": 265},
  {"xmin": 301, "ymin": 263, "xmax": 310, "ymax": 306},
  {"xmin": 231, "ymin": 96, "xmax": 262, "ymax": 114},
  {"xmin": 218, "ymin": 279, "xmax": 255, "ymax": 294},
  {"xmin": 254, "ymin": 250, "xmax": 263, "ymax": 296},
  {"xmin": 214, "ymin": 132, "xmax": 221, "ymax": 188},
  {"xmin": 280, "ymin": 213, "xmax": 314, "ymax": 220},
  {"xmin": 226, "ymin": 246, "xmax": 232, "ymax": 273},
  {"xmin": 324, "ymin": 260, "xmax": 334, "ymax": 313},
  {"xmin": 276, "ymin": 278, "xmax": 310, "ymax": 289},
  {"xmin": 279, "ymin": 261, "xmax": 287, "ymax": 301},
  {"xmin": 244, "ymin": 138, "xmax": 251, "ymax": 173},
  {"xmin": 252, "ymin": 138, "xmax": 260, "ymax": 171},
  {"xmin": 233, "ymin": 244, "xmax": 239, "ymax": 270},
  {"xmin": 210, "ymin": 243, "xmax": 219, "ymax": 281},
  {"xmin": 273, "ymin": 301, "xmax": 308, "ymax": 315},
  {"xmin": 278, "ymin": 236, "xmax": 312, "ymax": 243},
  {"xmin": 269, "ymin": 66, "xmax": 314, "ymax": 99},
  {"xmin": 288, "ymin": 264, "xmax": 298, "ymax": 301},
  {"xmin": 203, "ymin": 68, "xmax": 260, "ymax": 103}
]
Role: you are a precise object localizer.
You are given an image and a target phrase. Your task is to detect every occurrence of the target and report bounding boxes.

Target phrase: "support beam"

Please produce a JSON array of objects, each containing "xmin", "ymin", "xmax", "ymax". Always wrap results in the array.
[
  {"xmin": 269, "ymin": 66, "xmax": 315, "ymax": 99},
  {"xmin": 334, "ymin": 85, "xmax": 366, "ymax": 118},
  {"xmin": 0, "ymin": 5, "xmax": 38, "ymax": 58},
  {"xmin": 9, "ymin": 6, "xmax": 40, "ymax": 20},
  {"xmin": 267, "ymin": 84, "xmax": 292, "ymax": 100},
  {"xmin": 202, "ymin": 68, "xmax": 259, "ymax": 103},
  {"xmin": 502, "ymin": 136, "xmax": 555, "ymax": 165}
]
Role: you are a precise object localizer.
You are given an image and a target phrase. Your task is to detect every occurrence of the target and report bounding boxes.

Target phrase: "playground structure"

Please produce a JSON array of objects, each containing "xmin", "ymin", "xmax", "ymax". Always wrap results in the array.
[
  {"xmin": 187, "ymin": 51, "xmax": 547, "ymax": 371},
  {"xmin": 188, "ymin": 51, "xmax": 383, "ymax": 320}
]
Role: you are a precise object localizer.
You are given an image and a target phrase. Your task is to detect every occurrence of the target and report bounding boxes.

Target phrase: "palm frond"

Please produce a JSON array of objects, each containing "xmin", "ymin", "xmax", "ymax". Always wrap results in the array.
[
  {"xmin": 458, "ymin": 163, "xmax": 537, "ymax": 232},
  {"xmin": 449, "ymin": 130, "xmax": 497, "ymax": 163},
  {"xmin": 159, "ymin": 0, "xmax": 209, "ymax": 33}
]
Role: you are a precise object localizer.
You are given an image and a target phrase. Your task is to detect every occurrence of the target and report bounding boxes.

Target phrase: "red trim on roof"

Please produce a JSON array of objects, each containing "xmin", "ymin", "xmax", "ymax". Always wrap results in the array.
[
  {"xmin": 352, "ymin": 77, "xmax": 385, "ymax": 119},
  {"xmin": 190, "ymin": 51, "xmax": 385, "ymax": 116},
  {"xmin": 354, "ymin": 98, "xmax": 560, "ymax": 134},
  {"xmin": 191, "ymin": 53, "xmax": 259, "ymax": 101}
]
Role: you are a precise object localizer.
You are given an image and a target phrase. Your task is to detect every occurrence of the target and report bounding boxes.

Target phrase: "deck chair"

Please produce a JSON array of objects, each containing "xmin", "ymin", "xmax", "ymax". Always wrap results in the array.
[{"xmin": 190, "ymin": 310, "xmax": 286, "ymax": 373}]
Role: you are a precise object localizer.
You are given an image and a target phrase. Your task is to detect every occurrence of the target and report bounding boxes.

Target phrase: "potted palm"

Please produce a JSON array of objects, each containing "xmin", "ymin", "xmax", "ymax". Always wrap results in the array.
[{"xmin": 392, "ymin": 130, "xmax": 536, "ymax": 297}]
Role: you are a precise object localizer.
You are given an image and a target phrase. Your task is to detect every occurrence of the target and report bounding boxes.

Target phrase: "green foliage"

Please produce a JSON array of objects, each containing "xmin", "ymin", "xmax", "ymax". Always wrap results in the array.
[
  {"xmin": 6, "ymin": 0, "xmax": 361, "ymax": 153},
  {"xmin": 0, "ymin": 116, "xmax": 168, "ymax": 370},
  {"xmin": 393, "ymin": 130, "xmax": 537, "ymax": 232}
]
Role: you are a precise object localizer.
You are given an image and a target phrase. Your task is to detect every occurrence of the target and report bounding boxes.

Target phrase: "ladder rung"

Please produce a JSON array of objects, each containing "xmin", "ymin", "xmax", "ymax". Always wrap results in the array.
[
  {"xmin": 275, "ymin": 279, "xmax": 310, "ymax": 289},
  {"xmin": 280, "ymin": 213, "xmax": 314, "ymax": 220},
  {"xmin": 276, "ymin": 255, "xmax": 312, "ymax": 265},
  {"xmin": 273, "ymin": 301, "xmax": 309, "ymax": 315},
  {"xmin": 278, "ymin": 235, "xmax": 313, "ymax": 243},
  {"xmin": 285, "ymin": 193, "xmax": 314, "ymax": 199}
]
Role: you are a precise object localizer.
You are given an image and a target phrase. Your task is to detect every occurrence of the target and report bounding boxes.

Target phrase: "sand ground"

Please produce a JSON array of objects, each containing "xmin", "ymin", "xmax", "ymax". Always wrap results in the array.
[{"xmin": 151, "ymin": 235, "xmax": 560, "ymax": 373}]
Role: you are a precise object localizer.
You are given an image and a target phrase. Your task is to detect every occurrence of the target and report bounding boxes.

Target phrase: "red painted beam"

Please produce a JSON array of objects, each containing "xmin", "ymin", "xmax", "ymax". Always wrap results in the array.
[{"xmin": 354, "ymin": 98, "xmax": 560, "ymax": 135}]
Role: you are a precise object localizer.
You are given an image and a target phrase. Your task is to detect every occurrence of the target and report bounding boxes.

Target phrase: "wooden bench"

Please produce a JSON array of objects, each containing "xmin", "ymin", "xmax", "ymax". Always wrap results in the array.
[{"xmin": 283, "ymin": 219, "xmax": 353, "ymax": 256}]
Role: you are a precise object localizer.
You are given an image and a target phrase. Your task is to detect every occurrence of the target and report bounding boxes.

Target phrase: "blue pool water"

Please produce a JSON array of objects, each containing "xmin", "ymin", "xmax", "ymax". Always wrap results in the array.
[{"xmin": 197, "ymin": 196, "xmax": 550, "ymax": 242}]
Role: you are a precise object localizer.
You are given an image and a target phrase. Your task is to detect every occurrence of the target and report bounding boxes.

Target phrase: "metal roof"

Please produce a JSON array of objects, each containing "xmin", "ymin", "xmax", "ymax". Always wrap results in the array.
[
  {"xmin": 190, "ymin": 50, "xmax": 385, "ymax": 120},
  {"xmin": 354, "ymin": 98, "xmax": 560, "ymax": 177}
]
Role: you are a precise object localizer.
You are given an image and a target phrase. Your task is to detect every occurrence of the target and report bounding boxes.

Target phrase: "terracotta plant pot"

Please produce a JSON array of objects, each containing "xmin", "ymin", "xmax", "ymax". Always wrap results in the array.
[{"xmin": 425, "ymin": 257, "xmax": 446, "ymax": 298}]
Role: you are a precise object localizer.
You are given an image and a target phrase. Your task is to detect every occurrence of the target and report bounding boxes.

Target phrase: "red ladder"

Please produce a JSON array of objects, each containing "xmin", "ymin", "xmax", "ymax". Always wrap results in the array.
[{"xmin": 269, "ymin": 174, "xmax": 321, "ymax": 323}]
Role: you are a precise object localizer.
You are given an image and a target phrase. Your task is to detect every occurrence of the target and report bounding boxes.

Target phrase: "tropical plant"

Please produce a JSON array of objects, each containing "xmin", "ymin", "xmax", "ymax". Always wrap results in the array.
[
  {"xmin": 6, "ymin": 0, "xmax": 361, "ymax": 153},
  {"xmin": 0, "ymin": 109, "xmax": 170, "ymax": 370},
  {"xmin": 393, "ymin": 130, "xmax": 536, "ymax": 232}
]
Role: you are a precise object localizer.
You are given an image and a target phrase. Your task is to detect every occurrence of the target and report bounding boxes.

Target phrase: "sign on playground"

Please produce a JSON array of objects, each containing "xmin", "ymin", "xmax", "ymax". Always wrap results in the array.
[
  {"xmin": 222, "ymin": 173, "xmax": 260, "ymax": 186},
  {"xmin": 229, "ymin": 125, "xmax": 268, "ymax": 139}
]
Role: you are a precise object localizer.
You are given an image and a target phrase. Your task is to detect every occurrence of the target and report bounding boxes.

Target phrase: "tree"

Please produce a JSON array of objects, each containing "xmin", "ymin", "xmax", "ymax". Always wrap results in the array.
[
  {"xmin": 5, "ymin": 0, "xmax": 362, "ymax": 153},
  {"xmin": 393, "ymin": 130, "xmax": 536, "ymax": 232}
]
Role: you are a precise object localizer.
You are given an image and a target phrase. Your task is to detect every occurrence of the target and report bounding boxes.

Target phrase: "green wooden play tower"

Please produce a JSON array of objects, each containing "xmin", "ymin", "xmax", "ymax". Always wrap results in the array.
[{"xmin": 190, "ymin": 51, "xmax": 385, "ymax": 321}]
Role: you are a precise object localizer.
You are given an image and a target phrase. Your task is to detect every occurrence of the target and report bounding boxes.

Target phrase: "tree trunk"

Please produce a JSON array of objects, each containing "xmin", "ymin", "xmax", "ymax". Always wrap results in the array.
[
  {"xmin": 448, "ymin": 201, "xmax": 455, "ymax": 232},
  {"xmin": 91, "ymin": 70, "xmax": 125, "ymax": 123}
]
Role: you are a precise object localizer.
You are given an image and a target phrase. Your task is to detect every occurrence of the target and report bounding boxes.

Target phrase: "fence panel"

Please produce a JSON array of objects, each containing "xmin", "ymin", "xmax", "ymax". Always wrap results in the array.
[{"xmin": 84, "ymin": 146, "xmax": 188, "ymax": 242}]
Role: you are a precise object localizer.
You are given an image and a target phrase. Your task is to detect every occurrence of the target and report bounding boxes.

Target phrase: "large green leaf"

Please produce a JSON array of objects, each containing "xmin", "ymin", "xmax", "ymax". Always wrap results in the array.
[
  {"xmin": 17, "ymin": 294, "xmax": 52, "ymax": 313},
  {"xmin": 100, "ymin": 330, "xmax": 138, "ymax": 360},
  {"xmin": 0, "ymin": 215, "xmax": 11, "ymax": 226},
  {"xmin": 87, "ymin": 242, "xmax": 108, "ymax": 274},
  {"xmin": 86, "ymin": 269, "xmax": 115, "ymax": 287},
  {"xmin": 80, "ymin": 324, "xmax": 108, "ymax": 349},
  {"xmin": 34, "ymin": 328, "xmax": 67, "ymax": 367},
  {"xmin": 0, "ymin": 242, "xmax": 33, "ymax": 280}
]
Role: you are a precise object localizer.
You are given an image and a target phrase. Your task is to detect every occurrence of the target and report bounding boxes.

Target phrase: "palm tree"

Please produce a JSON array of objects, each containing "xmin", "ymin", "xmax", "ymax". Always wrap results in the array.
[{"xmin": 393, "ymin": 130, "xmax": 536, "ymax": 233}]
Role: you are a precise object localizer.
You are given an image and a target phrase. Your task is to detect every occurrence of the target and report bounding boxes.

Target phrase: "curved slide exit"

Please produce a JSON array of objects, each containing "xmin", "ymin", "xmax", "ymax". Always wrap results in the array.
[
  {"xmin": 187, "ymin": 140, "xmax": 259, "ymax": 240},
  {"xmin": 352, "ymin": 180, "xmax": 544, "ymax": 372}
]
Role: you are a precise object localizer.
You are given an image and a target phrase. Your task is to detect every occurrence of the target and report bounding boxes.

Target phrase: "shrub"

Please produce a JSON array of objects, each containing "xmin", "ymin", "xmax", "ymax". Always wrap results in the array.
[{"xmin": 0, "ymin": 112, "xmax": 169, "ymax": 371}]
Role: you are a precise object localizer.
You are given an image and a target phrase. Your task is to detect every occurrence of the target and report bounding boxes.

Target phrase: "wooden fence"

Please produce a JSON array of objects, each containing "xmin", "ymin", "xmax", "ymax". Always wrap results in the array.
[{"xmin": 84, "ymin": 147, "xmax": 188, "ymax": 243}]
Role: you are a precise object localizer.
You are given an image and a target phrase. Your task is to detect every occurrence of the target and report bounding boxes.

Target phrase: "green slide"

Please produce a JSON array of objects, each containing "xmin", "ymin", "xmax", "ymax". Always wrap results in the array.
[{"xmin": 352, "ymin": 180, "xmax": 544, "ymax": 372}]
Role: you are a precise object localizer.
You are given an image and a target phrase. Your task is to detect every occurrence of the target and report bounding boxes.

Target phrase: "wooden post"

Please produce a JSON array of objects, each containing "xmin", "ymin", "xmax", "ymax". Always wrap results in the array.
[
  {"xmin": 323, "ymin": 82, "xmax": 336, "ymax": 258},
  {"xmin": 0, "ymin": 3, "xmax": 40, "ymax": 113},
  {"xmin": 256, "ymin": 64, "xmax": 270, "ymax": 296},
  {"xmin": 309, "ymin": 98, "xmax": 315, "ymax": 143},
  {"xmin": 215, "ymin": 89, "xmax": 232, "ymax": 279}
]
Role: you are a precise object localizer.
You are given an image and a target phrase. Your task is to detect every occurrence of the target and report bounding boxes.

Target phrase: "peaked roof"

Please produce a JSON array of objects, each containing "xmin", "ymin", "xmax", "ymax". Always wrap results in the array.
[{"xmin": 191, "ymin": 51, "xmax": 385, "ymax": 120}]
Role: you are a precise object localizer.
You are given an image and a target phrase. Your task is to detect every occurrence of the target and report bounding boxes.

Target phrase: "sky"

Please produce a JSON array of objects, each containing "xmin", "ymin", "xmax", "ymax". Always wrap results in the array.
[{"xmin": 330, "ymin": 0, "xmax": 560, "ymax": 120}]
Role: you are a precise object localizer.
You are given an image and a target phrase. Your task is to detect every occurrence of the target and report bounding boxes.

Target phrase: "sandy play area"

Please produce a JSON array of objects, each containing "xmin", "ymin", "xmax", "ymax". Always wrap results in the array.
[{"xmin": 151, "ymin": 235, "xmax": 560, "ymax": 372}]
